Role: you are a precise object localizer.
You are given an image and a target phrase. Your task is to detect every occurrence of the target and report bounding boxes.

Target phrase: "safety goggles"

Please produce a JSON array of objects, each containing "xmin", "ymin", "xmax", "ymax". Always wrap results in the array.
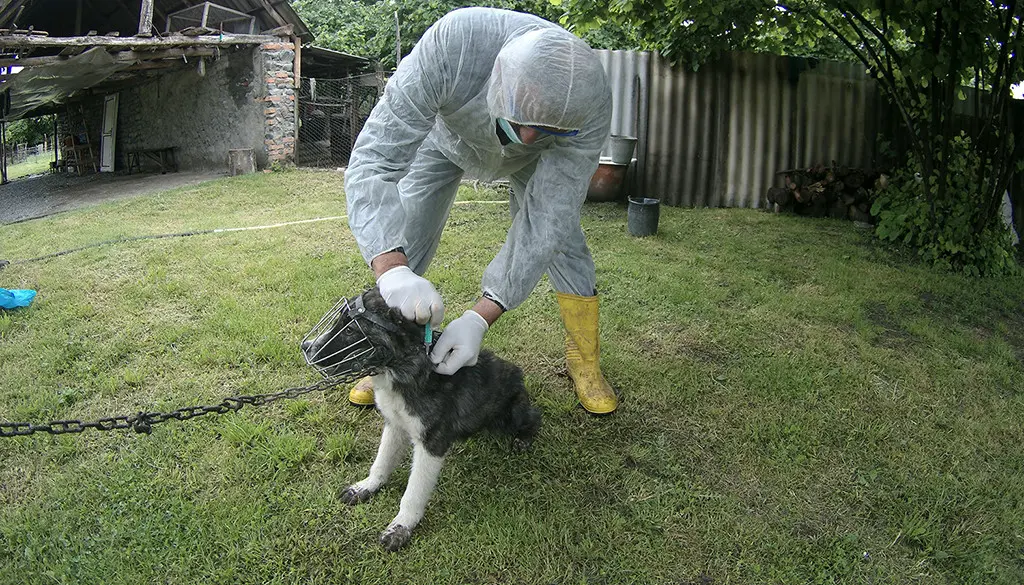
[{"xmin": 498, "ymin": 118, "xmax": 580, "ymax": 144}]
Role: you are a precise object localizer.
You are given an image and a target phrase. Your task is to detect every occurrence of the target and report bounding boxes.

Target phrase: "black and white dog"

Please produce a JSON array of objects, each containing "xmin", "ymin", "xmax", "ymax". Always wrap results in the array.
[{"xmin": 301, "ymin": 287, "xmax": 541, "ymax": 551}]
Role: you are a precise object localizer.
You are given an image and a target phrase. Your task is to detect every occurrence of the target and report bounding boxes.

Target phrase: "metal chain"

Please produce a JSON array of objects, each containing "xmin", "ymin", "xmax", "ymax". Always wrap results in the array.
[{"xmin": 0, "ymin": 377, "xmax": 352, "ymax": 438}]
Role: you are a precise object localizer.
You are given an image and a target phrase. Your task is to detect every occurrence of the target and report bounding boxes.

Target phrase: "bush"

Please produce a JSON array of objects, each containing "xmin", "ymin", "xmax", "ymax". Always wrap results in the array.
[{"xmin": 871, "ymin": 134, "xmax": 1020, "ymax": 277}]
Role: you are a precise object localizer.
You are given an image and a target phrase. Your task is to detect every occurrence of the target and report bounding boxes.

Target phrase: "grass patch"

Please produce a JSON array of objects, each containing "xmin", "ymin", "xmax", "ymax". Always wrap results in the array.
[
  {"xmin": 1, "ymin": 169, "xmax": 1022, "ymax": 584},
  {"xmin": 6, "ymin": 151, "xmax": 54, "ymax": 180}
]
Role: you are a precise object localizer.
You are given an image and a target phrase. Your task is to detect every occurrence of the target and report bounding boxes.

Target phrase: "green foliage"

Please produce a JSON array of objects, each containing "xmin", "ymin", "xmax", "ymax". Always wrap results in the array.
[
  {"xmin": 562, "ymin": 0, "xmax": 1023, "ymax": 277},
  {"xmin": 872, "ymin": 134, "xmax": 1019, "ymax": 277},
  {"xmin": 290, "ymin": 0, "xmax": 563, "ymax": 69},
  {"xmin": 562, "ymin": 0, "xmax": 854, "ymax": 66},
  {"xmin": 5, "ymin": 115, "xmax": 54, "ymax": 147}
]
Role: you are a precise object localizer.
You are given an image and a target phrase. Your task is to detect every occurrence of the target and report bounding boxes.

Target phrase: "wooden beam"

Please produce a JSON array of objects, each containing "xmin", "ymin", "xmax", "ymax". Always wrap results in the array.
[
  {"xmin": 117, "ymin": 47, "xmax": 217, "ymax": 62},
  {"xmin": 0, "ymin": 47, "xmax": 218, "ymax": 68},
  {"xmin": 0, "ymin": 33, "xmax": 280, "ymax": 49},
  {"xmin": 257, "ymin": 0, "xmax": 289, "ymax": 28},
  {"xmin": 137, "ymin": 0, "xmax": 154, "ymax": 37}
]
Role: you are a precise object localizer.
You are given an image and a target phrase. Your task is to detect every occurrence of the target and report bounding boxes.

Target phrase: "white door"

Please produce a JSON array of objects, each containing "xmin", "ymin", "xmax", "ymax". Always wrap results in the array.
[{"xmin": 100, "ymin": 94, "xmax": 118, "ymax": 172}]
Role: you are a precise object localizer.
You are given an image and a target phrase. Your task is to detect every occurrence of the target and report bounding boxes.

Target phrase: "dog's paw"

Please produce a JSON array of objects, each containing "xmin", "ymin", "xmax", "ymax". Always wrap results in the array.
[
  {"xmin": 511, "ymin": 436, "xmax": 533, "ymax": 451},
  {"xmin": 380, "ymin": 524, "xmax": 413, "ymax": 552},
  {"xmin": 340, "ymin": 485, "xmax": 374, "ymax": 505}
]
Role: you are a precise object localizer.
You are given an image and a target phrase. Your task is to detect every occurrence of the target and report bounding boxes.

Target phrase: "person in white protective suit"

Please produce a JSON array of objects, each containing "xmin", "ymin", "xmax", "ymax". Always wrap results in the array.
[{"xmin": 344, "ymin": 7, "xmax": 618, "ymax": 414}]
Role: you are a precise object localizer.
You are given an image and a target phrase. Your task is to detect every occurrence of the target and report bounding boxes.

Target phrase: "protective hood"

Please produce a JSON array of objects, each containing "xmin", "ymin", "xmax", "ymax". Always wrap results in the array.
[{"xmin": 486, "ymin": 27, "xmax": 609, "ymax": 130}]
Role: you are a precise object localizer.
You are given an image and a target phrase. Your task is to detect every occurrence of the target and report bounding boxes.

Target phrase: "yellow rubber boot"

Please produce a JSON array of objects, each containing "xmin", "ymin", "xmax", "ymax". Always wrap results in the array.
[
  {"xmin": 556, "ymin": 292, "xmax": 618, "ymax": 414},
  {"xmin": 348, "ymin": 376, "xmax": 375, "ymax": 406}
]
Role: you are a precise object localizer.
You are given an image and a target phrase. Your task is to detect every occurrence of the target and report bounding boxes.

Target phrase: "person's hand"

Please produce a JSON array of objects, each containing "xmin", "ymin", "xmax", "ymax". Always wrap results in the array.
[
  {"xmin": 430, "ymin": 310, "xmax": 488, "ymax": 375},
  {"xmin": 376, "ymin": 266, "xmax": 445, "ymax": 327}
]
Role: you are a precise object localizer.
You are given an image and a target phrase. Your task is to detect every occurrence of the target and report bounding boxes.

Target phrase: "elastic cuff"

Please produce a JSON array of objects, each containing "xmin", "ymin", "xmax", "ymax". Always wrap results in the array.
[
  {"xmin": 481, "ymin": 290, "xmax": 507, "ymax": 312},
  {"xmin": 370, "ymin": 246, "xmax": 406, "ymax": 263},
  {"xmin": 376, "ymin": 264, "xmax": 413, "ymax": 282}
]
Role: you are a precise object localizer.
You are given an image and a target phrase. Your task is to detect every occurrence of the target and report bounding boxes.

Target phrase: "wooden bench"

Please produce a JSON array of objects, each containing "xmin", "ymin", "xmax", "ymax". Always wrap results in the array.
[{"xmin": 126, "ymin": 147, "xmax": 178, "ymax": 174}]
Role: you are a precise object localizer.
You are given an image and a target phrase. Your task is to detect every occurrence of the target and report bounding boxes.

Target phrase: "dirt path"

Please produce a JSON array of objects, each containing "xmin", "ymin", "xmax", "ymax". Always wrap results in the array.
[{"xmin": 0, "ymin": 170, "xmax": 226, "ymax": 224}]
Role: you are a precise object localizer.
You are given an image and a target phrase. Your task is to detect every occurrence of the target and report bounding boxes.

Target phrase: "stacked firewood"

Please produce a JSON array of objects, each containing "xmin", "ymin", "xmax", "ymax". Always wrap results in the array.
[{"xmin": 766, "ymin": 163, "xmax": 887, "ymax": 223}]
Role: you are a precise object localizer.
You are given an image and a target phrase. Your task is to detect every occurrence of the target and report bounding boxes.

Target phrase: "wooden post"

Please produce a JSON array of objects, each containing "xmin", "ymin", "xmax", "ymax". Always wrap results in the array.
[
  {"xmin": 292, "ymin": 36, "xmax": 301, "ymax": 161},
  {"xmin": 75, "ymin": 0, "xmax": 83, "ymax": 36},
  {"xmin": 1, "ymin": 121, "xmax": 7, "ymax": 185},
  {"xmin": 350, "ymin": 78, "xmax": 358, "ymax": 163},
  {"xmin": 395, "ymin": 11, "xmax": 401, "ymax": 67},
  {"xmin": 292, "ymin": 35, "xmax": 301, "ymax": 89},
  {"xmin": 137, "ymin": 0, "xmax": 154, "ymax": 37}
]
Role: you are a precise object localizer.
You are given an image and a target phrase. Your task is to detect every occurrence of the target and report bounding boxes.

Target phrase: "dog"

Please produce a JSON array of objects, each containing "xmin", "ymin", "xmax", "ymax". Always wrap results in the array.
[{"xmin": 301, "ymin": 287, "xmax": 541, "ymax": 551}]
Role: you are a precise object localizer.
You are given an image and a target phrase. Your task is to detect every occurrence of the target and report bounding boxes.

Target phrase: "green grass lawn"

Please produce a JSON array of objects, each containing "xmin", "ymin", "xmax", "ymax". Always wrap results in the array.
[
  {"xmin": 0, "ymin": 169, "xmax": 1022, "ymax": 584},
  {"xmin": 5, "ymin": 151, "xmax": 54, "ymax": 180}
]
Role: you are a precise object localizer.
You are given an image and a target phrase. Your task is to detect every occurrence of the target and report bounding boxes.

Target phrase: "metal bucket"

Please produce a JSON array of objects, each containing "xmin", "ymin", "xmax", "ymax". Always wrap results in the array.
[
  {"xmin": 607, "ymin": 135, "xmax": 637, "ymax": 165},
  {"xmin": 587, "ymin": 160, "xmax": 629, "ymax": 202},
  {"xmin": 627, "ymin": 197, "xmax": 660, "ymax": 237}
]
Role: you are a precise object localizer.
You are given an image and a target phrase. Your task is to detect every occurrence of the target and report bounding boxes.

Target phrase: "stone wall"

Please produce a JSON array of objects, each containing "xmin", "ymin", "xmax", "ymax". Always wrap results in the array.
[
  {"xmin": 261, "ymin": 41, "xmax": 297, "ymax": 166},
  {"xmin": 57, "ymin": 41, "xmax": 297, "ymax": 173},
  {"xmin": 107, "ymin": 40, "xmax": 296, "ymax": 172}
]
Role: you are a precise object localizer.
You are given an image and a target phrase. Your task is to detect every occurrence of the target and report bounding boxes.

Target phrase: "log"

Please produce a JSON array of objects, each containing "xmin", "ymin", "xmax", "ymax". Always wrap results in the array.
[
  {"xmin": 849, "ymin": 206, "xmax": 873, "ymax": 223},
  {"xmin": 829, "ymin": 199, "xmax": 848, "ymax": 219},
  {"xmin": 767, "ymin": 163, "xmax": 884, "ymax": 225},
  {"xmin": 228, "ymin": 149, "xmax": 255, "ymax": 176}
]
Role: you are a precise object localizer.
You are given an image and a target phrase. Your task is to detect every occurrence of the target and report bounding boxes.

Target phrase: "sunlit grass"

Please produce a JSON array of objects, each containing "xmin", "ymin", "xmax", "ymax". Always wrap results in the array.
[
  {"xmin": 5, "ymin": 151, "xmax": 54, "ymax": 180},
  {"xmin": 0, "ymin": 169, "xmax": 1022, "ymax": 584}
]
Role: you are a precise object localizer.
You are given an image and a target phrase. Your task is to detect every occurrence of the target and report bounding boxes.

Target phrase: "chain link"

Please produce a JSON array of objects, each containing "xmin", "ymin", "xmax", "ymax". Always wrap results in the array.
[{"xmin": 0, "ymin": 377, "xmax": 351, "ymax": 438}]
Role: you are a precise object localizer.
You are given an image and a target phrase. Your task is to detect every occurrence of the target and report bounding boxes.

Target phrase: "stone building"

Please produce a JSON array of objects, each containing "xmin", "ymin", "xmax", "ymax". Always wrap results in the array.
[{"xmin": 0, "ymin": 0, "xmax": 373, "ymax": 174}]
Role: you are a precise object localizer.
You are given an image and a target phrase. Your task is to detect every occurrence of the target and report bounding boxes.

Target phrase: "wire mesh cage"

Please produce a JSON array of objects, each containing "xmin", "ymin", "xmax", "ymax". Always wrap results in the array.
[
  {"xmin": 166, "ymin": 2, "xmax": 256, "ymax": 34},
  {"xmin": 297, "ymin": 74, "xmax": 382, "ymax": 168}
]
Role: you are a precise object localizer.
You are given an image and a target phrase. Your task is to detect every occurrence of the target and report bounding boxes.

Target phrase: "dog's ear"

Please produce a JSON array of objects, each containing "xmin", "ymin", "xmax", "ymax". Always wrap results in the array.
[{"xmin": 363, "ymin": 286, "xmax": 387, "ymax": 310}]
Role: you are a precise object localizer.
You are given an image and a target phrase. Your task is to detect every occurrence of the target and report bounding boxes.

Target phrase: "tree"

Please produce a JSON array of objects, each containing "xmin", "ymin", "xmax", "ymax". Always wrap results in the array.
[
  {"xmin": 290, "ymin": 0, "xmax": 563, "ymax": 69},
  {"xmin": 786, "ymin": 1, "xmax": 1023, "ymax": 274},
  {"xmin": 5, "ymin": 115, "xmax": 54, "ymax": 148},
  {"xmin": 562, "ymin": 0, "xmax": 854, "ymax": 66},
  {"xmin": 564, "ymin": 0, "xmax": 1024, "ymax": 274}
]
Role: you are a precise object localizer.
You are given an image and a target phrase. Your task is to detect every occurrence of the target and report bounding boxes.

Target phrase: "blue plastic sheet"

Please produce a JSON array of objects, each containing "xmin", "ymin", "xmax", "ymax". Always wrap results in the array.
[{"xmin": 0, "ymin": 288, "xmax": 36, "ymax": 309}]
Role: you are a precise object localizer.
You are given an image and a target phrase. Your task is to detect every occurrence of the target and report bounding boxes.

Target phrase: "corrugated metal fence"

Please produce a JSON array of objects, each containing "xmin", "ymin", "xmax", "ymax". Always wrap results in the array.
[{"xmin": 597, "ymin": 50, "xmax": 889, "ymax": 208}]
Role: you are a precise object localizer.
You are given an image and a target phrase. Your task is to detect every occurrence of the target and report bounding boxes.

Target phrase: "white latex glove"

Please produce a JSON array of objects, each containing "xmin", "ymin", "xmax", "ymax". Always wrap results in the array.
[
  {"xmin": 430, "ymin": 310, "xmax": 488, "ymax": 375},
  {"xmin": 376, "ymin": 266, "xmax": 445, "ymax": 328}
]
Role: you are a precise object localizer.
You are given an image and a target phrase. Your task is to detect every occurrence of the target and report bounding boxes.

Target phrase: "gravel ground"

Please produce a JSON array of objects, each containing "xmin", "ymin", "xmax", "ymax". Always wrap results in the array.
[{"xmin": 0, "ymin": 170, "xmax": 226, "ymax": 225}]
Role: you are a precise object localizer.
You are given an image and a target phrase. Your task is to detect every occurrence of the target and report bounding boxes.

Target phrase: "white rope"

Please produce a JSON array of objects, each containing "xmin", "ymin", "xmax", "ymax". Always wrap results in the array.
[{"xmin": 209, "ymin": 200, "xmax": 508, "ymax": 234}]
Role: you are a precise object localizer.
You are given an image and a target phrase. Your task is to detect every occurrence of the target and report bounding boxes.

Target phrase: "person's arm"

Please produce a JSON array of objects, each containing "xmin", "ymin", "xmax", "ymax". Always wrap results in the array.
[
  {"xmin": 480, "ymin": 140, "xmax": 604, "ymax": 312},
  {"xmin": 344, "ymin": 20, "xmax": 460, "ymax": 327},
  {"xmin": 344, "ymin": 23, "xmax": 454, "ymax": 266},
  {"xmin": 471, "ymin": 296, "xmax": 504, "ymax": 326},
  {"xmin": 371, "ymin": 250, "xmax": 410, "ymax": 278}
]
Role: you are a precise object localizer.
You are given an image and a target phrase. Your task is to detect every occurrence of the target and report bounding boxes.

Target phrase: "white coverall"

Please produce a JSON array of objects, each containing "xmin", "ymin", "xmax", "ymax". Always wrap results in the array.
[{"xmin": 344, "ymin": 7, "xmax": 613, "ymax": 311}]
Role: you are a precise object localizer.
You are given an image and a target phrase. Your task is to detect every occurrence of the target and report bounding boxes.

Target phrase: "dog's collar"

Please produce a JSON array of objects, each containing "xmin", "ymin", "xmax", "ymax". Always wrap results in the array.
[{"xmin": 349, "ymin": 293, "xmax": 404, "ymax": 335}]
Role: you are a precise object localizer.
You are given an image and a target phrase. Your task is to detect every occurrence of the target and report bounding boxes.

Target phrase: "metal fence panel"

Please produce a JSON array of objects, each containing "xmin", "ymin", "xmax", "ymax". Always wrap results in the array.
[
  {"xmin": 297, "ymin": 73, "xmax": 380, "ymax": 168},
  {"xmin": 614, "ymin": 51, "xmax": 886, "ymax": 207},
  {"xmin": 595, "ymin": 50, "xmax": 651, "ymax": 199}
]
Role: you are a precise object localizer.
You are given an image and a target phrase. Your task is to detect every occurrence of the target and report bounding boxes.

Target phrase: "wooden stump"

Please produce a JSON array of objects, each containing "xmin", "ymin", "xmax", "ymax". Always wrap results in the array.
[{"xmin": 228, "ymin": 149, "xmax": 255, "ymax": 176}]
